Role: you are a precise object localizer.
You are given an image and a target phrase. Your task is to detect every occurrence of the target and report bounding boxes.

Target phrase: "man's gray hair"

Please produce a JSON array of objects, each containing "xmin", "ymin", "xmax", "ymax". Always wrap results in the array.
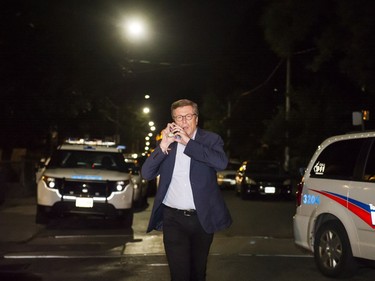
[{"xmin": 170, "ymin": 99, "xmax": 199, "ymax": 118}]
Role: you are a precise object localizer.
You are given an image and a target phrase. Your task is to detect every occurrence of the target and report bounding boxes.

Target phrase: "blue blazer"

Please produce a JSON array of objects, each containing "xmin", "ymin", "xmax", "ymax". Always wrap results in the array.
[{"xmin": 141, "ymin": 127, "xmax": 232, "ymax": 233}]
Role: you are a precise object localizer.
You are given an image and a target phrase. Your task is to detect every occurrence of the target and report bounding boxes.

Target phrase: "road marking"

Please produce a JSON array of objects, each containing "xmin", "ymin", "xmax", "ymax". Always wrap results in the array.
[
  {"xmin": 3, "ymin": 252, "xmax": 312, "ymax": 259},
  {"xmin": 238, "ymin": 253, "xmax": 313, "ymax": 258},
  {"xmin": 4, "ymin": 254, "xmax": 123, "ymax": 259},
  {"xmin": 148, "ymin": 263, "xmax": 168, "ymax": 267},
  {"xmin": 54, "ymin": 234, "xmax": 133, "ymax": 239}
]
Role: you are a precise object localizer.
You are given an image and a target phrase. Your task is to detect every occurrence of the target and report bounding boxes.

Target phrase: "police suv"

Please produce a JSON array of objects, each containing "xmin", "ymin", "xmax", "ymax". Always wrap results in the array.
[
  {"xmin": 293, "ymin": 131, "xmax": 375, "ymax": 277},
  {"xmin": 36, "ymin": 139, "xmax": 135, "ymax": 226}
]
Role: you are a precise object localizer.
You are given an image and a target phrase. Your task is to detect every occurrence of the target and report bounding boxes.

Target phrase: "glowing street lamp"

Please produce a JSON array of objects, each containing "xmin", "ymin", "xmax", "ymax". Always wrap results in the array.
[
  {"xmin": 121, "ymin": 17, "xmax": 148, "ymax": 42},
  {"xmin": 143, "ymin": 107, "xmax": 150, "ymax": 114}
]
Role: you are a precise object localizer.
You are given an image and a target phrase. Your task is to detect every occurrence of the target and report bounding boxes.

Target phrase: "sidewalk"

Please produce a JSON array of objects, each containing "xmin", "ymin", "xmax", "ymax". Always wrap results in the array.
[{"xmin": 0, "ymin": 196, "xmax": 39, "ymax": 252}]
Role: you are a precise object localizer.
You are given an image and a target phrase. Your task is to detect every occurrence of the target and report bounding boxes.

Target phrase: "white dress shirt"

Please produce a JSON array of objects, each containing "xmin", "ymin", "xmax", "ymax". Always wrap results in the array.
[{"xmin": 163, "ymin": 132, "xmax": 196, "ymax": 210}]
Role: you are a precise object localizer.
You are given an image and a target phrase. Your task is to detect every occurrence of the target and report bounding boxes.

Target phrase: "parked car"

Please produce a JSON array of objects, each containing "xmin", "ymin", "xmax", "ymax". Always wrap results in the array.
[
  {"xmin": 136, "ymin": 154, "xmax": 158, "ymax": 197},
  {"xmin": 217, "ymin": 160, "xmax": 241, "ymax": 189},
  {"xmin": 36, "ymin": 139, "xmax": 134, "ymax": 226},
  {"xmin": 123, "ymin": 155, "xmax": 148, "ymax": 209},
  {"xmin": 235, "ymin": 160, "xmax": 292, "ymax": 199},
  {"xmin": 293, "ymin": 131, "xmax": 375, "ymax": 278}
]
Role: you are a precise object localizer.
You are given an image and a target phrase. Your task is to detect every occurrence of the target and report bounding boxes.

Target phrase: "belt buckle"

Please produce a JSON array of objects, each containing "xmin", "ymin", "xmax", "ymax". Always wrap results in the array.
[{"xmin": 183, "ymin": 210, "xmax": 191, "ymax": 217}]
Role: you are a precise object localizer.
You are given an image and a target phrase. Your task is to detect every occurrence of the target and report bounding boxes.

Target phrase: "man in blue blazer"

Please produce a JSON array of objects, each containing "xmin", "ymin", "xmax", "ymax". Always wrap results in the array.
[{"xmin": 141, "ymin": 99, "xmax": 232, "ymax": 281}]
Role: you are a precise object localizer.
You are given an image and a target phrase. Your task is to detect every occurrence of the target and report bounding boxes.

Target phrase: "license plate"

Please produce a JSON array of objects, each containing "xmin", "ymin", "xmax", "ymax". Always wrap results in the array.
[
  {"xmin": 265, "ymin": 187, "xmax": 276, "ymax": 194},
  {"xmin": 76, "ymin": 197, "xmax": 94, "ymax": 208}
]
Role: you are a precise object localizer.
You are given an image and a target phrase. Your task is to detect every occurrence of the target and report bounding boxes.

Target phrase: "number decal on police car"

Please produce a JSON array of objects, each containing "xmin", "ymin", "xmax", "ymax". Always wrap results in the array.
[
  {"xmin": 303, "ymin": 194, "xmax": 320, "ymax": 205},
  {"xmin": 313, "ymin": 161, "xmax": 325, "ymax": 175}
]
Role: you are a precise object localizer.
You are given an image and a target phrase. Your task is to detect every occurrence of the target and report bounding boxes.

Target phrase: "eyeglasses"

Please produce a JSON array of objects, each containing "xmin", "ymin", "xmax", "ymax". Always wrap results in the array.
[{"xmin": 173, "ymin": 113, "xmax": 197, "ymax": 121}]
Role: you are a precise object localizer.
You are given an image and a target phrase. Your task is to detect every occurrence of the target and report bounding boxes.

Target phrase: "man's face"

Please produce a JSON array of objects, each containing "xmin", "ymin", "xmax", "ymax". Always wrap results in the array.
[{"xmin": 173, "ymin": 105, "xmax": 198, "ymax": 138}]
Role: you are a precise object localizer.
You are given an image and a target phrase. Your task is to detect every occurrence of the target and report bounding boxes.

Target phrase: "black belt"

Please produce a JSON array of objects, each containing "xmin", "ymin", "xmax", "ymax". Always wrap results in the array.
[{"xmin": 163, "ymin": 204, "xmax": 197, "ymax": 217}]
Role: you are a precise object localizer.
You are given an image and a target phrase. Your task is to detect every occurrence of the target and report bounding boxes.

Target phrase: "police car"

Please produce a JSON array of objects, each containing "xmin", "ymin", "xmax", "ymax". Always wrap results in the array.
[
  {"xmin": 293, "ymin": 131, "xmax": 375, "ymax": 277},
  {"xmin": 36, "ymin": 139, "xmax": 135, "ymax": 226}
]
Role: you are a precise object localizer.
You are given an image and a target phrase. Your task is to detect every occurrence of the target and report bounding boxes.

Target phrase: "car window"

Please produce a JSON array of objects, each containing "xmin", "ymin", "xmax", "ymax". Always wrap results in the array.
[
  {"xmin": 48, "ymin": 150, "xmax": 128, "ymax": 172},
  {"xmin": 310, "ymin": 139, "xmax": 364, "ymax": 180},
  {"xmin": 363, "ymin": 140, "xmax": 375, "ymax": 182}
]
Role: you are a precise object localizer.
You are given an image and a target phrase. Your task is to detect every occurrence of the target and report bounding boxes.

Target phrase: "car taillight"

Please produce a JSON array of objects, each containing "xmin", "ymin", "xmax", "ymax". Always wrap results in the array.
[{"xmin": 296, "ymin": 181, "xmax": 304, "ymax": 206}]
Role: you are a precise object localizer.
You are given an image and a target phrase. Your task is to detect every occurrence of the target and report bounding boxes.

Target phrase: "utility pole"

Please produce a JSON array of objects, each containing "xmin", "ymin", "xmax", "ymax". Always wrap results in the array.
[
  {"xmin": 284, "ymin": 56, "xmax": 291, "ymax": 172},
  {"xmin": 227, "ymin": 99, "xmax": 231, "ymax": 158}
]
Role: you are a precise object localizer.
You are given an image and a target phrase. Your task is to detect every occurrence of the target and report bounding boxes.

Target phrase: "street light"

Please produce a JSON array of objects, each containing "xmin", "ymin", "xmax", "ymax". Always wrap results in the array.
[
  {"xmin": 121, "ymin": 16, "xmax": 148, "ymax": 42},
  {"xmin": 143, "ymin": 107, "xmax": 150, "ymax": 114}
]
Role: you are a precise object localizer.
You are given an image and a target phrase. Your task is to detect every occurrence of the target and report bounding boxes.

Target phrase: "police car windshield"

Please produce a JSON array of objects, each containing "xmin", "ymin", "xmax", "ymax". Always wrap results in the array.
[{"xmin": 48, "ymin": 150, "xmax": 128, "ymax": 172}]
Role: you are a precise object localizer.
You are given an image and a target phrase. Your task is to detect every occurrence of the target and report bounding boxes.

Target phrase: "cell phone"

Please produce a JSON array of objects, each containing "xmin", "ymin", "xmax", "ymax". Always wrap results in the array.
[
  {"xmin": 168, "ymin": 132, "xmax": 181, "ymax": 140},
  {"xmin": 168, "ymin": 124, "xmax": 180, "ymax": 139}
]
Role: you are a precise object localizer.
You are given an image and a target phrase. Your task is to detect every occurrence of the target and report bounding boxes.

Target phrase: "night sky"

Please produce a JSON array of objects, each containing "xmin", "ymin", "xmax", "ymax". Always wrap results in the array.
[
  {"xmin": 2, "ymin": 0, "xmax": 375, "ymax": 165},
  {"xmin": 2, "ymin": 0, "xmax": 273, "ymax": 128}
]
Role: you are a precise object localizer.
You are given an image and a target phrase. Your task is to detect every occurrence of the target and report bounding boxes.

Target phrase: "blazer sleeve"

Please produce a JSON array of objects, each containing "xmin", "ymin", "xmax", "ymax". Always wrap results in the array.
[
  {"xmin": 141, "ymin": 145, "xmax": 168, "ymax": 180},
  {"xmin": 184, "ymin": 130, "xmax": 228, "ymax": 172}
]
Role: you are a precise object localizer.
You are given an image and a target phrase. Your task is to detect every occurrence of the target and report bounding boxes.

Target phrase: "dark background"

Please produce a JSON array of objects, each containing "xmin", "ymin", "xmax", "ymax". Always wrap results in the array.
[{"xmin": 1, "ymin": 0, "xmax": 375, "ymax": 173}]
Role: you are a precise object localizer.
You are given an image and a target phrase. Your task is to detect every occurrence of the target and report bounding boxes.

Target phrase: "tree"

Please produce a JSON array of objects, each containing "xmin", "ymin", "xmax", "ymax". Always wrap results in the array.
[{"xmin": 260, "ymin": 0, "xmax": 375, "ymax": 172}]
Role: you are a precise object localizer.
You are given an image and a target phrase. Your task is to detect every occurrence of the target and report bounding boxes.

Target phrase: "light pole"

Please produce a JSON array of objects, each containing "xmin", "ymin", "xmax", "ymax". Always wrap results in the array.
[
  {"xmin": 284, "ymin": 56, "xmax": 291, "ymax": 172},
  {"xmin": 115, "ymin": 15, "xmax": 149, "ymax": 148}
]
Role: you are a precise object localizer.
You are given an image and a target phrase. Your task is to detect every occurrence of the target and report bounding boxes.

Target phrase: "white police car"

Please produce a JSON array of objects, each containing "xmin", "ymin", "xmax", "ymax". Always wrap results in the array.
[
  {"xmin": 36, "ymin": 139, "xmax": 134, "ymax": 226},
  {"xmin": 293, "ymin": 131, "xmax": 375, "ymax": 277}
]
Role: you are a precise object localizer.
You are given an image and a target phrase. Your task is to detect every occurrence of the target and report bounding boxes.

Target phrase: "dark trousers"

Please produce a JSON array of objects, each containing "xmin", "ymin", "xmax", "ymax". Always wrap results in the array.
[{"xmin": 163, "ymin": 205, "xmax": 214, "ymax": 281}]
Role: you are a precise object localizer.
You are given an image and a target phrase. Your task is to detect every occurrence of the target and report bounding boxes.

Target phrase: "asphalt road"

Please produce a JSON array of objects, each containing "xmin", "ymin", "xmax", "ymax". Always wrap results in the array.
[{"xmin": 0, "ymin": 191, "xmax": 374, "ymax": 281}]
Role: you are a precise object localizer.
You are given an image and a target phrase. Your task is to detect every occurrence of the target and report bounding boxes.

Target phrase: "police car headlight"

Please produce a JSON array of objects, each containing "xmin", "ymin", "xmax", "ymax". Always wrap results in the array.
[
  {"xmin": 115, "ymin": 180, "xmax": 129, "ymax": 191},
  {"xmin": 245, "ymin": 176, "xmax": 256, "ymax": 185},
  {"xmin": 42, "ymin": 176, "xmax": 57, "ymax": 189}
]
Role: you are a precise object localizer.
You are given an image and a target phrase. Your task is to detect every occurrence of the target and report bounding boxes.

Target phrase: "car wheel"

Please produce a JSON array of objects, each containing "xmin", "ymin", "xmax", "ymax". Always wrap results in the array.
[
  {"xmin": 35, "ymin": 205, "xmax": 50, "ymax": 224},
  {"xmin": 118, "ymin": 209, "xmax": 134, "ymax": 228},
  {"xmin": 239, "ymin": 185, "xmax": 250, "ymax": 200},
  {"xmin": 133, "ymin": 195, "xmax": 148, "ymax": 210},
  {"xmin": 314, "ymin": 220, "xmax": 358, "ymax": 278},
  {"xmin": 235, "ymin": 186, "xmax": 240, "ymax": 197}
]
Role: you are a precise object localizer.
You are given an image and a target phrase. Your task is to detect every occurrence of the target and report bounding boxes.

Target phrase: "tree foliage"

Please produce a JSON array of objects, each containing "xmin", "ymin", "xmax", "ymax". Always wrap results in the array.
[
  {"xmin": 259, "ymin": 0, "xmax": 375, "ymax": 170},
  {"xmin": 262, "ymin": 0, "xmax": 375, "ymax": 95}
]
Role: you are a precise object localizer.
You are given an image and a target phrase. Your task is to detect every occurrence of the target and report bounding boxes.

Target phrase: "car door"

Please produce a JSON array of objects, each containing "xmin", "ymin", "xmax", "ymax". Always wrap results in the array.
[{"xmin": 349, "ymin": 138, "xmax": 375, "ymax": 260}]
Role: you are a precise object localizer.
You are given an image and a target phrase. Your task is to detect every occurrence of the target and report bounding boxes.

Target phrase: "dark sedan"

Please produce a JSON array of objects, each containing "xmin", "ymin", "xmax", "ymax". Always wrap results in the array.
[{"xmin": 235, "ymin": 160, "xmax": 293, "ymax": 200}]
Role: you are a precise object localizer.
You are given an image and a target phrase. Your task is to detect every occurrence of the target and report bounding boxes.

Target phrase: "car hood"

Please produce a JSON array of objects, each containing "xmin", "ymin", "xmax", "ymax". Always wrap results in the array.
[
  {"xmin": 217, "ymin": 170, "xmax": 237, "ymax": 176},
  {"xmin": 42, "ymin": 168, "xmax": 130, "ymax": 181}
]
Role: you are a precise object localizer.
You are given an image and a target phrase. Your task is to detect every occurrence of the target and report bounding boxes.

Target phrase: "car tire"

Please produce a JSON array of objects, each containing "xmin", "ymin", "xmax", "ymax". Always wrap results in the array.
[
  {"xmin": 240, "ymin": 186, "xmax": 250, "ymax": 200},
  {"xmin": 118, "ymin": 209, "xmax": 134, "ymax": 228},
  {"xmin": 314, "ymin": 220, "xmax": 358, "ymax": 278},
  {"xmin": 35, "ymin": 205, "xmax": 50, "ymax": 225}
]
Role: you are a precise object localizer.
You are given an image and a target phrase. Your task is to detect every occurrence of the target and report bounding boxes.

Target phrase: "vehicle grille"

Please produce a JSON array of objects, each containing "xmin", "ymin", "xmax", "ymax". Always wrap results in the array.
[{"xmin": 56, "ymin": 179, "xmax": 117, "ymax": 197}]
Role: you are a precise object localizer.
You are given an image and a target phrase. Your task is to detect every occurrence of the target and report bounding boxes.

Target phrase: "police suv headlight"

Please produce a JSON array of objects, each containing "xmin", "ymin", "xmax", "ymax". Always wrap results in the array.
[
  {"xmin": 42, "ymin": 176, "xmax": 56, "ymax": 189},
  {"xmin": 245, "ymin": 177, "xmax": 257, "ymax": 185},
  {"xmin": 115, "ymin": 180, "xmax": 129, "ymax": 191}
]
